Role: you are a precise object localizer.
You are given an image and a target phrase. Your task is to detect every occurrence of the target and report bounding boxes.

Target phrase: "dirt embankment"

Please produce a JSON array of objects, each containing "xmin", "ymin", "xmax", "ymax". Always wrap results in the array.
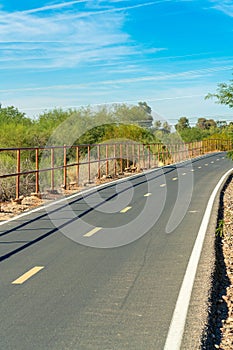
[
  {"xmin": 201, "ymin": 176, "xmax": 233, "ymax": 350},
  {"xmin": 215, "ymin": 177, "xmax": 233, "ymax": 350}
]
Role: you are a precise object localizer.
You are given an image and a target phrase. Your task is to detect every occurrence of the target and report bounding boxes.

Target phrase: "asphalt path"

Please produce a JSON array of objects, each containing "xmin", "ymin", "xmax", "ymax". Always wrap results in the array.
[{"xmin": 0, "ymin": 152, "xmax": 232, "ymax": 350}]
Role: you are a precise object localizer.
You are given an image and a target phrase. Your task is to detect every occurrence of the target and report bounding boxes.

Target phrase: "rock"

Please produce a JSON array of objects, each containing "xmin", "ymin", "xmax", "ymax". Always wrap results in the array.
[
  {"xmin": 21, "ymin": 196, "xmax": 42, "ymax": 206},
  {"xmin": 31, "ymin": 192, "xmax": 42, "ymax": 199}
]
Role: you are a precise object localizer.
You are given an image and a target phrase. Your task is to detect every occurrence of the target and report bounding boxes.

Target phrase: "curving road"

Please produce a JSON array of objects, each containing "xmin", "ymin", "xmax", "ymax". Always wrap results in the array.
[{"xmin": 0, "ymin": 152, "xmax": 232, "ymax": 350}]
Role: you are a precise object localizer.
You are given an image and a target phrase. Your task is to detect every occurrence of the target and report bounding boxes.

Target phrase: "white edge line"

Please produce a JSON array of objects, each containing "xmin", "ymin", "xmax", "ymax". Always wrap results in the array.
[
  {"xmin": 164, "ymin": 167, "xmax": 233, "ymax": 350},
  {"xmin": 0, "ymin": 152, "xmax": 225, "ymax": 227}
]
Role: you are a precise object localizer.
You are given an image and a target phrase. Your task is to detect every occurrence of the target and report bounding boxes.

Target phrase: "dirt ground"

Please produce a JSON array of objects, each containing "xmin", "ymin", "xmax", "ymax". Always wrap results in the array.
[
  {"xmin": 0, "ymin": 174, "xmax": 127, "ymax": 221},
  {"xmin": 217, "ymin": 178, "xmax": 233, "ymax": 350}
]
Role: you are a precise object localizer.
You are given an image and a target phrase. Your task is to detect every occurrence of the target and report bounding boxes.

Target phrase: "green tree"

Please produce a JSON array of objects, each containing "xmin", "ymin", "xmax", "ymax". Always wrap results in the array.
[
  {"xmin": 0, "ymin": 106, "xmax": 31, "ymax": 126},
  {"xmin": 205, "ymin": 75, "xmax": 233, "ymax": 108},
  {"xmin": 0, "ymin": 106, "xmax": 34, "ymax": 148},
  {"xmin": 92, "ymin": 105, "xmax": 114, "ymax": 125},
  {"xmin": 153, "ymin": 120, "xmax": 162, "ymax": 130},
  {"xmin": 113, "ymin": 103, "xmax": 153, "ymax": 128},
  {"xmin": 179, "ymin": 127, "xmax": 209, "ymax": 142},
  {"xmin": 103, "ymin": 124, "xmax": 156, "ymax": 143},
  {"xmin": 196, "ymin": 118, "xmax": 217, "ymax": 130},
  {"xmin": 196, "ymin": 118, "xmax": 206, "ymax": 130},
  {"xmin": 137, "ymin": 102, "xmax": 153, "ymax": 128},
  {"xmin": 217, "ymin": 120, "xmax": 227, "ymax": 129},
  {"xmin": 162, "ymin": 121, "xmax": 171, "ymax": 133},
  {"xmin": 175, "ymin": 117, "xmax": 190, "ymax": 132},
  {"xmin": 138, "ymin": 101, "xmax": 152, "ymax": 115},
  {"xmin": 206, "ymin": 119, "xmax": 217, "ymax": 129}
]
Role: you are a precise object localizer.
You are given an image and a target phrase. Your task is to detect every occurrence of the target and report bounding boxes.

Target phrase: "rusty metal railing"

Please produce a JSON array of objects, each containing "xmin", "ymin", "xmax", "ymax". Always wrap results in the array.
[{"xmin": 0, "ymin": 139, "xmax": 232, "ymax": 200}]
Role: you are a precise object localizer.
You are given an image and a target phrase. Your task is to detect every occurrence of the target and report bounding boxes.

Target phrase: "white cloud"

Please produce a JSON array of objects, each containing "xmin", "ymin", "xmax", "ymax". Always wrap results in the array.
[
  {"xmin": 0, "ymin": 1, "xmax": 168, "ymax": 70},
  {"xmin": 0, "ymin": 0, "xmax": 208, "ymax": 72},
  {"xmin": 18, "ymin": 1, "xmax": 89, "ymax": 15},
  {"xmin": 1, "ymin": 64, "xmax": 232, "ymax": 93},
  {"xmin": 207, "ymin": 0, "xmax": 233, "ymax": 17},
  {"xmin": 0, "ymin": 8, "xmax": 132, "ymax": 69}
]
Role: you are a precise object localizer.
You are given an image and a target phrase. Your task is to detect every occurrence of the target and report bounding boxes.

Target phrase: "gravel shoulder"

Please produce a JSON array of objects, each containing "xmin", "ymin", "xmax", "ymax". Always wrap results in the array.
[
  {"xmin": 216, "ymin": 176, "xmax": 233, "ymax": 350},
  {"xmin": 182, "ymin": 174, "xmax": 233, "ymax": 349}
]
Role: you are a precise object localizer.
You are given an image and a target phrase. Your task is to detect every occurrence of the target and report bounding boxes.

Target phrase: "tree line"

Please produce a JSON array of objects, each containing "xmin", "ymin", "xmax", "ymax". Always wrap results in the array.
[
  {"xmin": 0, "ymin": 74, "xmax": 233, "ymax": 199},
  {"xmin": 174, "ymin": 116, "xmax": 233, "ymax": 143},
  {"xmin": 0, "ymin": 71, "xmax": 233, "ymax": 149},
  {"xmin": 0, "ymin": 102, "xmax": 156, "ymax": 148}
]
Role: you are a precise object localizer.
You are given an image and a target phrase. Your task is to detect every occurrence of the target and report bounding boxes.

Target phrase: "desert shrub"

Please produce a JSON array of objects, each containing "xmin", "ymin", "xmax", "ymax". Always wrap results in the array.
[{"xmin": 0, "ymin": 153, "xmax": 17, "ymax": 200}]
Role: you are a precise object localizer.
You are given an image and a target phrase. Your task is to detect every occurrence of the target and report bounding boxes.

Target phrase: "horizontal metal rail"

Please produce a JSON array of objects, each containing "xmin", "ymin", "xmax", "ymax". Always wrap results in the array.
[{"xmin": 0, "ymin": 139, "xmax": 232, "ymax": 199}]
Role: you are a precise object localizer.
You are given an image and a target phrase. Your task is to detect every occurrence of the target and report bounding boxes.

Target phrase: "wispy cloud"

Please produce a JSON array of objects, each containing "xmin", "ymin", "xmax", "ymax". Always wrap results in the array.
[
  {"xmin": 0, "ymin": 0, "xmax": 203, "ymax": 72},
  {"xmin": 0, "ymin": 1, "xmax": 166, "ymax": 70},
  {"xmin": 17, "ymin": 1, "xmax": 88, "ymax": 15},
  {"xmin": 207, "ymin": 0, "xmax": 233, "ymax": 17},
  {"xmin": 1, "ymin": 0, "xmax": 232, "ymax": 120},
  {"xmin": 55, "ymin": 1, "xmax": 167, "ymax": 20},
  {"xmin": 11, "ymin": 0, "xmax": 170, "ymax": 18},
  {"xmin": 0, "ymin": 8, "xmax": 129, "ymax": 69},
  {"xmin": 1, "ymin": 64, "xmax": 232, "ymax": 93}
]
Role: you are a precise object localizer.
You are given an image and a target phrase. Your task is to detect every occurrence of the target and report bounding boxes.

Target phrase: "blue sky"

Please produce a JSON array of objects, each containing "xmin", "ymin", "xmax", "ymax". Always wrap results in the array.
[{"xmin": 0, "ymin": 0, "xmax": 233, "ymax": 125}]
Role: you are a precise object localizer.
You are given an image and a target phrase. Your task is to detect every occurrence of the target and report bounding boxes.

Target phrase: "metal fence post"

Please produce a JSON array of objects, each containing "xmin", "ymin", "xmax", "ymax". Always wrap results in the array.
[
  {"xmin": 126, "ymin": 144, "xmax": 129, "ymax": 169},
  {"xmin": 120, "ymin": 143, "xmax": 123, "ymax": 173},
  {"xmin": 105, "ymin": 144, "xmax": 109, "ymax": 176},
  {"xmin": 35, "ymin": 148, "xmax": 39, "ymax": 194},
  {"xmin": 63, "ymin": 145, "xmax": 67, "ymax": 189},
  {"xmin": 88, "ymin": 145, "xmax": 91, "ymax": 183},
  {"xmin": 16, "ymin": 149, "xmax": 20, "ymax": 199},
  {"xmin": 51, "ymin": 148, "xmax": 55, "ymax": 191},
  {"xmin": 137, "ymin": 144, "xmax": 140, "ymax": 170},
  {"xmin": 148, "ymin": 145, "xmax": 151, "ymax": 169},
  {"xmin": 114, "ymin": 144, "xmax": 117, "ymax": 176},
  {"xmin": 143, "ymin": 145, "xmax": 145, "ymax": 168},
  {"xmin": 97, "ymin": 144, "xmax": 101, "ymax": 178},
  {"xmin": 76, "ymin": 146, "xmax": 79, "ymax": 185}
]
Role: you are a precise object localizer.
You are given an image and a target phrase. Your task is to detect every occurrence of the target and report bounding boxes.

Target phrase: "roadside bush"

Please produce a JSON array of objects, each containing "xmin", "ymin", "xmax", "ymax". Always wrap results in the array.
[{"xmin": 0, "ymin": 153, "xmax": 16, "ymax": 200}]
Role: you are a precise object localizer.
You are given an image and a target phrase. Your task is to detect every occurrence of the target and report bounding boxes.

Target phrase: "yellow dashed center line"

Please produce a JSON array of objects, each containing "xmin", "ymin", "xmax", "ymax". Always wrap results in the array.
[
  {"xmin": 83, "ymin": 227, "xmax": 102, "ymax": 237},
  {"xmin": 172, "ymin": 177, "xmax": 178, "ymax": 181},
  {"xmin": 12, "ymin": 266, "xmax": 44, "ymax": 285},
  {"xmin": 144, "ymin": 193, "xmax": 152, "ymax": 197},
  {"xmin": 160, "ymin": 184, "xmax": 166, "ymax": 187},
  {"xmin": 120, "ymin": 206, "xmax": 132, "ymax": 213}
]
